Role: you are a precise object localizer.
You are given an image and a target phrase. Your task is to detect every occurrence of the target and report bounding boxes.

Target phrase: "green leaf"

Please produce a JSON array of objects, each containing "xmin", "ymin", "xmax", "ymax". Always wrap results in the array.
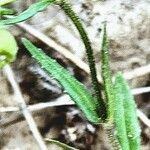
[
  {"xmin": 45, "ymin": 138, "xmax": 79, "ymax": 150},
  {"xmin": 0, "ymin": 28, "xmax": 18, "ymax": 68},
  {"xmin": 114, "ymin": 72, "xmax": 141, "ymax": 150},
  {"xmin": 114, "ymin": 73, "xmax": 130, "ymax": 150},
  {"xmin": 0, "ymin": 0, "xmax": 55, "ymax": 25},
  {"xmin": 22, "ymin": 38, "xmax": 101, "ymax": 124},
  {"xmin": 58, "ymin": 0, "xmax": 106, "ymax": 119},
  {"xmin": 101, "ymin": 24, "xmax": 115, "ymax": 121},
  {"xmin": 0, "ymin": 7, "xmax": 15, "ymax": 15}
]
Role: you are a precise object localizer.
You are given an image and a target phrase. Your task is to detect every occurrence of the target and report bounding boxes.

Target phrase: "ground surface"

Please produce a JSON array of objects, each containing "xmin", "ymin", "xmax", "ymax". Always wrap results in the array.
[{"xmin": 0, "ymin": 0, "xmax": 150, "ymax": 149}]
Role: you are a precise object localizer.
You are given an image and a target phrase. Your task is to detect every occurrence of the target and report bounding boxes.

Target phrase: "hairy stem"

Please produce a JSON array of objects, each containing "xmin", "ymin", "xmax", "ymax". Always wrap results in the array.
[
  {"xmin": 104, "ymin": 124, "xmax": 121, "ymax": 150},
  {"xmin": 57, "ymin": 0, "xmax": 106, "ymax": 119}
]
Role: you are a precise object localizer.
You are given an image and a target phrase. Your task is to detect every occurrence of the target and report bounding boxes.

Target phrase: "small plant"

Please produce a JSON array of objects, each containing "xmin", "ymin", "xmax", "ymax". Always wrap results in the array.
[
  {"xmin": 0, "ymin": 27, "xmax": 18, "ymax": 68},
  {"xmin": 0, "ymin": 0, "xmax": 141, "ymax": 149}
]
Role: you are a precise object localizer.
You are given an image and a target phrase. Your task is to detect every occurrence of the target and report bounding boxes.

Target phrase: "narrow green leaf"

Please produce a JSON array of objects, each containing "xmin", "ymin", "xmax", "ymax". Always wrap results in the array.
[
  {"xmin": 22, "ymin": 38, "xmax": 101, "ymax": 124},
  {"xmin": 115, "ymin": 73, "xmax": 141, "ymax": 150},
  {"xmin": 101, "ymin": 24, "xmax": 115, "ymax": 121},
  {"xmin": 0, "ymin": 0, "xmax": 16, "ymax": 6},
  {"xmin": 114, "ymin": 73, "xmax": 130, "ymax": 150},
  {"xmin": 0, "ymin": 0, "xmax": 55, "ymax": 25},
  {"xmin": 45, "ymin": 138, "xmax": 79, "ymax": 150},
  {"xmin": 0, "ymin": 28, "xmax": 18, "ymax": 68},
  {"xmin": 58, "ymin": 0, "xmax": 106, "ymax": 119},
  {"xmin": 0, "ymin": 7, "xmax": 14, "ymax": 15}
]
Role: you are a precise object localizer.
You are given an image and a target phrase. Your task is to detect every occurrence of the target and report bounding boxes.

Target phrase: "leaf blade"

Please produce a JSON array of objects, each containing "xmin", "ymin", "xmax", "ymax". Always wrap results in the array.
[
  {"xmin": 22, "ymin": 38, "xmax": 101, "ymax": 124},
  {"xmin": 116, "ymin": 73, "xmax": 141, "ymax": 150},
  {"xmin": 101, "ymin": 24, "xmax": 115, "ymax": 121},
  {"xmin": 113, "ymin": 72, "xmax": 130, "ymax": 150},
  {"xmin": 0, "ymin": 28, "xmax": 18, "ymax": 68},
  {"xmin": 0, "ymin": 0, "xmax": 55, "ymax": 25},
  {"xmin": 58, "ymin": 0, "xmax": 106, "ymax": 119}
]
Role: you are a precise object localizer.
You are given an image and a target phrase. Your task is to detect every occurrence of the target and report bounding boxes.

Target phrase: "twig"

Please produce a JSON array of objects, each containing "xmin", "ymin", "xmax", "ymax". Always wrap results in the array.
[
  {"xmin": 137, "ymin": 109, "xmax": 150, "ymax": 128},
  {"xmin": 0, "ymin": 106, "xmax": 18, "ymax": 112},
  {"xmin": 0, "ymin": 95, "xmax": 73, "ymax": 113},
  {"xmin": 3, "ymin": 65, "xmax": 47, "ymax": 150},
  {"xmin": 1, "ymin": 94, "xmax": 150, "ymax": 128},
  {"xmin": 123, "ymin": 64, "xmax": 150, "ymax": 80},
  {"xmin": 1, "ymin": 84, "xmax": 150, "ymax": 113},
  {"xmin": 0, "ymin": 94, "xmax": 73, "ymax": 113},
  {"xmin": 17, "ymin": 22, "xmax": 91, "ymax": 74},
  {"xmin": 132, "ymin": 87, "xmax": 150, "ymax": 95},
  {"xmin": 0, "ymin": 95, "xmax": 74, "ymax": 128}
]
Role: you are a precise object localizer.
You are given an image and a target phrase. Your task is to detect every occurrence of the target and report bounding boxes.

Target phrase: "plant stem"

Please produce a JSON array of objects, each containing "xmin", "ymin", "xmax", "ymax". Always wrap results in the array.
[
  {"xmin": 57, "ymin": 0, "xmax": 106, "ymax": 119},
  {"xmin": 104, "ymin": 124, "xmax": 121, "ymax": 150}
]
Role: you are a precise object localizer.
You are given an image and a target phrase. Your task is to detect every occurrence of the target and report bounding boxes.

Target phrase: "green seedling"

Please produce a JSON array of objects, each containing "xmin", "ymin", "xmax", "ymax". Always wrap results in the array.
[
  {"xmin": 114, "ymin": 73, "xmax": 141, "ymax": 150},
  {"xmin": 0, "ymin": 0, "xmax": 141, "ymax": 149},
  {"xmin": 0, "ymin": 27, "xmax": 18, "ymax": 68},
  {"xmin": 101, "ymin": 25, "xmax": 115, "ymax": 121},
  {"xmin": 0, "ymin": 7, "xmax": 15, "ymax": 15},
  {"xmin": 101, "ymin": 25, "xmax": 140, "ymax": 150},
  {"xmin": 0, "ymin": 0, "xmax": 107, "ymax": 119}
]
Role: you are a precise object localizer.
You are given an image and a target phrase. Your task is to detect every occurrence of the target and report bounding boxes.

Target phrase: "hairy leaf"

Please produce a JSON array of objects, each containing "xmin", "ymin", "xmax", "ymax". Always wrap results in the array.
[
  {"xmin": 114, "ymin": 73, "xmax": 130, "ymax": 150},
  {"xmin": 0, "ymin": 0, "xmax": 55, "ymax": 25},
  {"xmin": 114, "ymin": 73, "xmax": 141, "ymax": 150},
  {"xmin": 101, "ymin": 24, "xmax": 115, "ymax": 121},
  {"xmin": 22, "ymin": 38, "xmax": 101, "ymax": 124},
  {"xmin": 58, "ymin": 0, "xmax": 106, "ymax": 118}
]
